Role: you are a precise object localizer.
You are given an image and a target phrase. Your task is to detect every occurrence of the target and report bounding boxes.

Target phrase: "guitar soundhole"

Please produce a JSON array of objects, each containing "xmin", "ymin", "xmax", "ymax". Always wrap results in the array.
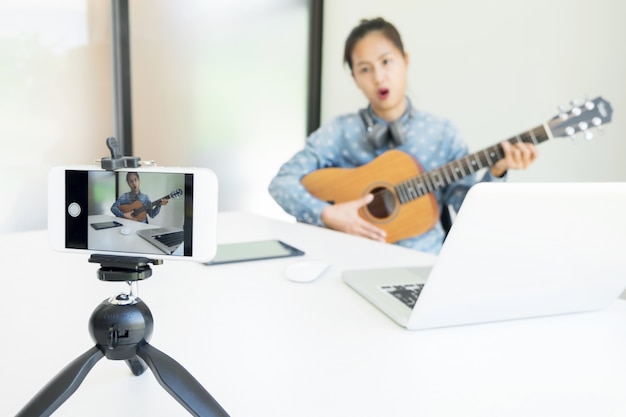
[{"xmin": 367, "ymin": 187, "xmax": 396, "ymax": 219}]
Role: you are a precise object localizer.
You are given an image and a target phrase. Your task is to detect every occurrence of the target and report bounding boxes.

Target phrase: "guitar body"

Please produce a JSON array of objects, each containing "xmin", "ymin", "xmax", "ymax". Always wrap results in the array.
[
  {"xmin": 119, "ymin": 200, "xmax": 149, "ymax": 222},
  {"xmin": 118, "ymin": 189, "xmax": 182, "ymax": 222},
  {"xmin": 301, "ymin": 150, "xmax": 439, "ymax": 243}
]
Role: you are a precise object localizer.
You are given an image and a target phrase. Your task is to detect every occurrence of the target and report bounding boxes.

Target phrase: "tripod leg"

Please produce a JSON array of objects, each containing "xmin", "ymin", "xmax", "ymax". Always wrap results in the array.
[
  {"xmin": 16, "ymin": 346, "xmax": 104, "ymax": 417},
  {"xmin": 126, "ymin": 357, "xmax": 147, "ymax": 376},
  {"xmin": 137, "ymin": 343, "xmax": 230, "ymax": 417}
]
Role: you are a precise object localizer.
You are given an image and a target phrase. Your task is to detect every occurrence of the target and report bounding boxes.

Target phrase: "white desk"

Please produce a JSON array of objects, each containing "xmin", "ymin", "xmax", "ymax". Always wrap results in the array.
[
  {"xmin": 87, "ymin": 214, "xmax": 184, "ymax": 256},
  {"xmin": 2, "ymin": 211, "xmax": 626, "ymax": 417}
]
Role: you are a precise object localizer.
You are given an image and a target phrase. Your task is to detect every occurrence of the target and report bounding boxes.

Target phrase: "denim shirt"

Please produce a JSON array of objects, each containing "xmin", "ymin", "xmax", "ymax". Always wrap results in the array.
[
  {"xmin": 110, "ymin": 192, "xmax": 161, "ymax": 223},
  {"xmin": 268, "ymin": 99, "xmax": 505, "ymax": 254}
]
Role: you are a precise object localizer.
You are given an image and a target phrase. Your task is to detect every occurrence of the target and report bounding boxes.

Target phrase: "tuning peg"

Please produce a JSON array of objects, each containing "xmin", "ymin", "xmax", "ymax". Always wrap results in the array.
[
  {"xmin": 558, "ymin": 105, "xmax": 569, "ymax": 120},
  {"xmin": 584, "ymin": 100, "xmax": 595, "ymax": 110},
  {"xmin": 592, "ymin": 117, "xmax": 605, "ymax": 136},
  {"xmin": 576, "ymin": 121, "xmax": 594, "ymax": 140},
  {"xmin": 566, "ymin": 99, "xmax": 585, "ymax": 116}
]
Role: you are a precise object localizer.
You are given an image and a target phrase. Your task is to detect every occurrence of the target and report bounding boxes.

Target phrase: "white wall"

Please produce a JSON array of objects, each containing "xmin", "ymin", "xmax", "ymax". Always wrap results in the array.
[{"xmin": 322, "ymin": 0, "xmax": 626, "ymax": 183}]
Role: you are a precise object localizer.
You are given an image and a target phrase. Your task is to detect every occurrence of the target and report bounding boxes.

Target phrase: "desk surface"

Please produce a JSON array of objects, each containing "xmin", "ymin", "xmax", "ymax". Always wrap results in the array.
[
  {"xmin": 2, "ymin": 211, "xmax": 626, "ymax": 417},
  {"xmin": 87, "ymin": 214, "xmax": 185, "ymax": 256}
]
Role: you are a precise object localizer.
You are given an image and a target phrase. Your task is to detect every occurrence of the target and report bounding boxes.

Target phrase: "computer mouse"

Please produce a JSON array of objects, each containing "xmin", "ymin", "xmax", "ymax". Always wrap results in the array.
[
  {"xmin": 285, "ymin": 260, "xmax": 330, "ymax": 283},
  {"xmin": 120, "ymin": 227, "xmax": 132, "ymax": 235}
]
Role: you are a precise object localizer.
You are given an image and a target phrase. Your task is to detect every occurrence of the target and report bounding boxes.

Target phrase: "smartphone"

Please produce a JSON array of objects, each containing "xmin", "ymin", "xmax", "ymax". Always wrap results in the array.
[
  {"xmin": 48, "ymin": 165, "xmax": 218, "ymax": 262},
  {"xmin": 205, "ymin": 239, "xmax": 305, "ymax": 265}
]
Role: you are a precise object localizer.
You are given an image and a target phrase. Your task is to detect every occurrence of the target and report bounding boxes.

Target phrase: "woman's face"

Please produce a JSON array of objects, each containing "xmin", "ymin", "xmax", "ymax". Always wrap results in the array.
[
  {"xmin": 351, "ymin": 30, "xmax": 409, "ymax": 121},
  {"xmin": 127, "ymin": 173, "xmax": 140, "ymax": 194}
]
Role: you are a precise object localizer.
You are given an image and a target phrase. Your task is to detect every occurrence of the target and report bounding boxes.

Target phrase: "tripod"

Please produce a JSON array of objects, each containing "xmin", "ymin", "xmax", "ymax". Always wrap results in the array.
[{"xmin": 16, "ymin": 255, "xmax": 230, "ymax": 417}]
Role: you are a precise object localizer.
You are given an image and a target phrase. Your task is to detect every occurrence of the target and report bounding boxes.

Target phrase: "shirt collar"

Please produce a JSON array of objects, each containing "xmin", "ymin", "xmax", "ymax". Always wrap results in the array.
[{"xmin": 365, "ymin": 96, "xmax": 414, "ymax": 126}]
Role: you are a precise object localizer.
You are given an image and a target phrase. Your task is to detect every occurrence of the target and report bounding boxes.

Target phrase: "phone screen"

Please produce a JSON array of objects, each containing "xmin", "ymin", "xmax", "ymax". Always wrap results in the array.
[
  {"xmin": 64, "ymin": 169, "xmax": 195, "ymax": 257},
  {"xmin": 205, "ymin": 240, "xmax": 304, "ymax": 265}
]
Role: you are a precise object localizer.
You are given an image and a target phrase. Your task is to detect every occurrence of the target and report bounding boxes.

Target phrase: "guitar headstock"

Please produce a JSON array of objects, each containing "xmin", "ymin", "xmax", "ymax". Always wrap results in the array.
[
  {"xmin": 170, "ymin": 189, "xmax": 183, "ymax": 199},
  {"xmin": 548, "ymin": 96, "xmax": 612, "ymax": 140}
]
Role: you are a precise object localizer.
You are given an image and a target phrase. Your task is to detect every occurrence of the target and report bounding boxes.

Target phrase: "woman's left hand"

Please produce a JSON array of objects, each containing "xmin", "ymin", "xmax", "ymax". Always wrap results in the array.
[{"xmin": 490, "ymin": 141, "xmax": 539, "ymax": 178}]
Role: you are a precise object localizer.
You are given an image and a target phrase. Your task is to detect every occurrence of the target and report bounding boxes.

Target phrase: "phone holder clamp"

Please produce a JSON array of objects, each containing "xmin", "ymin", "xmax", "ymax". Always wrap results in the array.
[
  {"xmin": 99, "ymin": 136, "xmax": 141, "ymax": 171},
  {"xmin": 88, "ymin": 254, "xmax": 162, "ymax": 282}
]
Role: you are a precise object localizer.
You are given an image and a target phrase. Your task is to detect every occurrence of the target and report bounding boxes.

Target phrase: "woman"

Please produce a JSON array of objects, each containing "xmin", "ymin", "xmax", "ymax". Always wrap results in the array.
[{"xmin": 268, "ymin": 17, "xmax": 538, "ymax": 254}]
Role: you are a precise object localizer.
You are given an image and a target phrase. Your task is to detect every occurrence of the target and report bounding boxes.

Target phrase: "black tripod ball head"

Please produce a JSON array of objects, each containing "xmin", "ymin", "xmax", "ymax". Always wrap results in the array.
[{"xmin": 89, "ymin": 296, "xmax": 154, "ymax": 361}]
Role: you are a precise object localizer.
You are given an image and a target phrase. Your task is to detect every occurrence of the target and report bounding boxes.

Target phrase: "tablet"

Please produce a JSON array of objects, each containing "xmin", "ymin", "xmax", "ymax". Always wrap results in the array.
[
  {"xmin": 90, "ymin": 220, "xmax": 123, "ymax": 230},
  {"xmin": 205, "ymin": 239, "xmax": 304, "ymax": 265}
]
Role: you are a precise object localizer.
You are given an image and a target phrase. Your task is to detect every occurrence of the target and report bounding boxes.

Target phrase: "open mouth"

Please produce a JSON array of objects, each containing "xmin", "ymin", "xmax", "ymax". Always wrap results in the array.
[{"xmin": 377, "ymin": 88, "xmax": 390, "ymax": 100}]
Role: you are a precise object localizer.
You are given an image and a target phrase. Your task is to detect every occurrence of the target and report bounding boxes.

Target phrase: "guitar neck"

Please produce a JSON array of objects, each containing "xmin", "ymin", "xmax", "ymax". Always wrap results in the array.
[
  {"xmin": 150, "ymin": 193, "xmax": 171, "ymax": 209},
  {"xmin": 395, "ymin": 123, "xmax": 551, "ymax": 203}
]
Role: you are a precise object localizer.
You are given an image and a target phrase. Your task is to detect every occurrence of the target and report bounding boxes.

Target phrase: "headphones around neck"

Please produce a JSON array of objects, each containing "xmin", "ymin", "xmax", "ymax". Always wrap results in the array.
[{"xmin": 359, "ymin": 108, "xmax": 407, "ymax": 148}]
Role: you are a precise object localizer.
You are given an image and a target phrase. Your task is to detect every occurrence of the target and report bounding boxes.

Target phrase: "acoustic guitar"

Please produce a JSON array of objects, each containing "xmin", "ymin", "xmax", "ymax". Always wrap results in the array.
[
  {"xmin": 301, "ymin": 96, "xmax": 613, "ymax": 243},
  {"xmin": 119, "ymin": 188, "xmax": 183, "ymax": 222}
]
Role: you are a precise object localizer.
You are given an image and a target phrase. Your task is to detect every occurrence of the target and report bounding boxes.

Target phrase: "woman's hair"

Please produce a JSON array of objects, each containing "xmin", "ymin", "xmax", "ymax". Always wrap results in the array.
[{"xmin": 343, "ymin": 17, "xmax": 405, "ymax": 71}]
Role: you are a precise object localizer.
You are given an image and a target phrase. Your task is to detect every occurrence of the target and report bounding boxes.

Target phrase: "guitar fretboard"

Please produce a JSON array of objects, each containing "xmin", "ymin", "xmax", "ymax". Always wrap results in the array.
[{"xmin": 395, "ymin": 124, "xmax": 551, "ymax": 204}]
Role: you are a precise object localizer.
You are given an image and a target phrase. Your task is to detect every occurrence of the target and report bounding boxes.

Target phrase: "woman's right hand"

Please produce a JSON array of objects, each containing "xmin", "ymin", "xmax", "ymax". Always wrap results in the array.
[{"xmin": 320, "ymin": 194, "xmax": 387, "ymax": 242}]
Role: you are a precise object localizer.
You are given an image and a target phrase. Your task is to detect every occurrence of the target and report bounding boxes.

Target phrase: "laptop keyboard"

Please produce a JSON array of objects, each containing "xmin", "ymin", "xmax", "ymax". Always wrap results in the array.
[
  {"xmin": 154, "ymin": 230, "xmax": 184, "ymax": 247},
  {"xmin": 381, "ymin": 283, "xmax": 425, "ymax": 309}
]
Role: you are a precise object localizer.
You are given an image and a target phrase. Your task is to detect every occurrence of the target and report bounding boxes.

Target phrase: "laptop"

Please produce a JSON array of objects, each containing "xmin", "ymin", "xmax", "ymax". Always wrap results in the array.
[
  {"xmin": 343, "ymin": 182, "xmax": 626, "ymax": 330},
  {"xmin": 137, "ymin": 227, "xmax": 185, "ymax": 255}
]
